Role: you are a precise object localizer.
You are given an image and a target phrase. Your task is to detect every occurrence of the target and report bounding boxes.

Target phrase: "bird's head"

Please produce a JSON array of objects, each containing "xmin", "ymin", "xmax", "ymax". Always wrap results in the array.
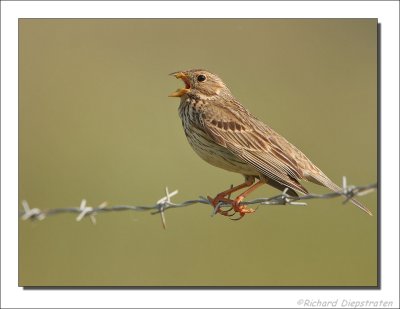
[{"xmin": 169, "ymin": 69, "xmax": 230, "ymax": 99}]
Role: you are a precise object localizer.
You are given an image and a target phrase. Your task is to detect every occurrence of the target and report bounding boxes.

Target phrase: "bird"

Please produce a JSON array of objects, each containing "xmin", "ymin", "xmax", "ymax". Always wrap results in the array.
[{"xmin": 168, "ymin": 69, "xmax": 372, "ymax": 219}]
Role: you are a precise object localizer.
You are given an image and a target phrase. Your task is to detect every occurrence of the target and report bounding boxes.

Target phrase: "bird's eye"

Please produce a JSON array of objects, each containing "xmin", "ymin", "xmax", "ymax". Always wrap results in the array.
[{"xmin": 197, "ymin": 74, "xmax": 206, "ymax": 82}]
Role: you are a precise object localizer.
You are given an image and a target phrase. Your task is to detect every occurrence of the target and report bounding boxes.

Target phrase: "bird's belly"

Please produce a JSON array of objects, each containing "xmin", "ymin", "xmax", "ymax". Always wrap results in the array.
[{"xmin": 185, "ymin": 126, "xmax": 257, "ymax": 175}]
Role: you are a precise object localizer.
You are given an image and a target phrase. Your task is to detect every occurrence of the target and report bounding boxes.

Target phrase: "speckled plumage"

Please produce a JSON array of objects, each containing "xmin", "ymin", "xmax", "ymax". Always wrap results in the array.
[{"xmin": 170, "ymin": 69, "xmax": 372, "ymax": 216}]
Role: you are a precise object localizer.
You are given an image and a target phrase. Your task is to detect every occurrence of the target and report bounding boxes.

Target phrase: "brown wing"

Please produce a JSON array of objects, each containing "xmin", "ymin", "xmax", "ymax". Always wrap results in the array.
[{"xmin": 202, "ymin": 104, "xmax": 309, "ymax": 194}]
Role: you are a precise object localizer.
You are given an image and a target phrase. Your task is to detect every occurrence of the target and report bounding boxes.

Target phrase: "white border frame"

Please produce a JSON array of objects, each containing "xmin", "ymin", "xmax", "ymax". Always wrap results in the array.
[{"xmin": 1, "ymin": 1, "xmax": 399, "ymax": 308}]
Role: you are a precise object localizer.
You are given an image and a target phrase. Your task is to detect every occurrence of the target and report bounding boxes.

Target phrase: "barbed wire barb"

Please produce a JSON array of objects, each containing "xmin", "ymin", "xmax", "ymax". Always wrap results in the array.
[
  {"xmin": 155, "ymin": 187, "xmax": 178, "ymax": 229},
  {"xmin": 19, "ymin": 176, "xmax": 377, "ymax": 228},
  {"xmin": 21, "ymin": 200, "xmax": 46, "ymax": 221}
]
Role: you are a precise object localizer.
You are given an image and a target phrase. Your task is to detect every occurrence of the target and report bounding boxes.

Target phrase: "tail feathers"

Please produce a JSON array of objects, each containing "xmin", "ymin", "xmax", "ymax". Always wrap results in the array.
[
  {"xmin": 348, "ymin": 196, "xmax": 373, "ymax": 216},
  {"xmin": 307, "ymin": 174, "xmax": 373, "ymax": 216}
]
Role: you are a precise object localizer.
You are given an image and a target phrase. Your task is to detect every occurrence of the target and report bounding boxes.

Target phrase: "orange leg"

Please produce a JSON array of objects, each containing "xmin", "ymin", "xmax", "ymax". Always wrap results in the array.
[
  {"xmin": 231, "ymin": 180, "xmax": 265, "ymax": 219},
  {"xmin": 208, "ymin": 177, "xmax": 255, "ymax": 216}
]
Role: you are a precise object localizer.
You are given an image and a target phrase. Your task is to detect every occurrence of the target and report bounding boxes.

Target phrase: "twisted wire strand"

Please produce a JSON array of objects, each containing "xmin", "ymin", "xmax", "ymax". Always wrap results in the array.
[{"xmin": 19, "ymin": 177, "xmax": 377, "ymax": 228}]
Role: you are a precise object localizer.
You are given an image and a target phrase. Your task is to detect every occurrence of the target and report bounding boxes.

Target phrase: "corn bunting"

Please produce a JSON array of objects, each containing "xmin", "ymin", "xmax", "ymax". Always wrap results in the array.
[{"xmin": 169, "ymin": 69, "xmax": 372, "ymax": 219}]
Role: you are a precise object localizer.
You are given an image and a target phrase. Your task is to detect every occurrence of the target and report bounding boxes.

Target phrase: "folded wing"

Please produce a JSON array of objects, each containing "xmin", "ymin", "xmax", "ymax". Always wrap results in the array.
[{"xmin": 202, "ymin": 105, "xmax": 309, "ymax": 195}]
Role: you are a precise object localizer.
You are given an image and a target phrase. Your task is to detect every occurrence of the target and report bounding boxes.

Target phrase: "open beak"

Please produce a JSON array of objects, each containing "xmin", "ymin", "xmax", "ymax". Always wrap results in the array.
[{"xmin": 169, "ymin": 72, "xmax": 191, "ymax": 97}]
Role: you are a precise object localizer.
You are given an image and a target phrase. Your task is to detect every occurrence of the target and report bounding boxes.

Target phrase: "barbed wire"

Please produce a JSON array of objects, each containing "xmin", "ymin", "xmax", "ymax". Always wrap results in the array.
[{"xmin": 19, "ymin": 176, "xmax": 377, "ymax": 229}]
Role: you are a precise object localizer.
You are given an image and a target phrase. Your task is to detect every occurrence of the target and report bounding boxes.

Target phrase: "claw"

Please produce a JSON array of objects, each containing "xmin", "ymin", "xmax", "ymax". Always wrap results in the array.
[
  {"xmin": 208, "ymin": 195, "xmax": 235, "ymax": 216},
  {"xmin": 232, "ymin": 194, "xmax": 256, "ymax": 212},
  {"xmin": 230, "ymin": 213, "xmax": 245, "ymax": 221},
  {"xmin": 208, "ymin": 194, "xmax": 257, "ymax": 218},
  {"xmin": 229, "ymin": 200, "xmax": 257, "ymax": 220},
  {"xmin": 208, "ymin": 179, "xmax": 261, "ymax": 219},
  {"xmin": 218, "ymin": 207, "xmax": 236, "ymax": 217},
  {"xmin": 218, "ymin": 206, "xmax": 237, "ymax": 217},
  {"xmin": 223, "ymin": 207, "xmax": 237, "ymax": 217}
]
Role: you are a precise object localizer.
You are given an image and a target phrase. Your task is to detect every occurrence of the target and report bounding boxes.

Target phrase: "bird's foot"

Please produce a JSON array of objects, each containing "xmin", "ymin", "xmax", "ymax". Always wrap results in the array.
[
  {"xmin": 229, "ymin": 197, "xmax": 256, "ymax": 220},
  {"xmin": 207, "ymin": 194, "xmax": 256, "ymax": 219},
  {"xmin": 207, "ymin": 195, "xmax": 236, "ymax": 216}
]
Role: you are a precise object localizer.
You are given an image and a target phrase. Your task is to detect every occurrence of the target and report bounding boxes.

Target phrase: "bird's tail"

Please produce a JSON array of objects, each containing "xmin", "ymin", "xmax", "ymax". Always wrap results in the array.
[{"xmin": 307, "ymin": 174, "xmax": 373, "ymax": 216}]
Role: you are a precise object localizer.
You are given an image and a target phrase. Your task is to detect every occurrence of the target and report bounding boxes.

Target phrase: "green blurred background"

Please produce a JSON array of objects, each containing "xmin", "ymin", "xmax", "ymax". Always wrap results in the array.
[{"xmin": 19, "ymin": 19, "xmax": 377, "ymax": 286}]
